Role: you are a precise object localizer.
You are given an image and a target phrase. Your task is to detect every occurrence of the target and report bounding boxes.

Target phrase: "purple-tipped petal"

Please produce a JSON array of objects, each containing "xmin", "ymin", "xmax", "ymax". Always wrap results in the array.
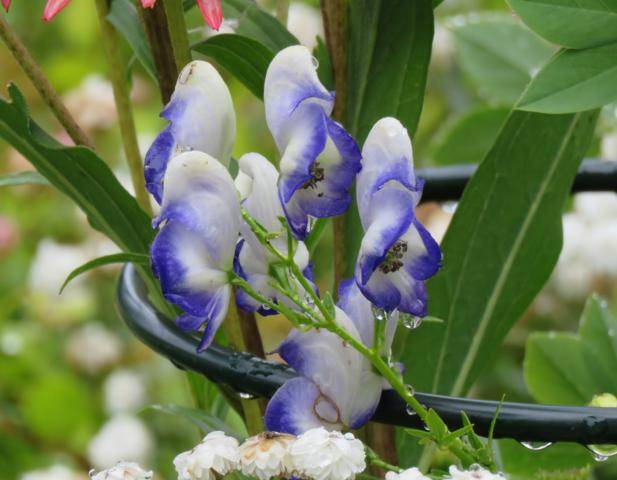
[
  {"xmin": 144, "ymin": 125, "xmax": 176, "ymax": 204},
  {"xmin": 265, "ymin": 377, "xmax": 334, "ymax": 434}
]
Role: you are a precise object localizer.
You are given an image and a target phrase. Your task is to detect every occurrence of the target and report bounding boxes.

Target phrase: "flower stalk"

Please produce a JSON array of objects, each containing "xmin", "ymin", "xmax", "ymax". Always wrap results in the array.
[
  {"xmin": 0, "ymin": 15, "xmax": 94, "ymax": 149},
  {"xmin": 93, "ymin": 0, "xmax": 152, "ymax": 216},
  {"xmin": 163, "ymin": 0, "xmax": 192, "ymax": 71}
]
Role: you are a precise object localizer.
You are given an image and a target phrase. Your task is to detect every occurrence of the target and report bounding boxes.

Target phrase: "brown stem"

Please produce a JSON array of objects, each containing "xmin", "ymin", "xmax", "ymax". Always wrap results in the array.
[
  {"xmin": 137, "ymin": 1, "xmax": 178, "ymax": 103},
  {"xmin": 0, "ymin": 15, "xmax": 94, "ymax": 149},
  {"xmin": 366, "ymin": 422, "xmax": 399, "ymax": 474}
]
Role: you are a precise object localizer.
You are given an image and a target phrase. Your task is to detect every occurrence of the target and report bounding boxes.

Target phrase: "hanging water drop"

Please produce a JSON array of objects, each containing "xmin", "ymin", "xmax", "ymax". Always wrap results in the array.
[
  {"xmin": 520, "ymin": 441, "xmax": 553, "ymax": 451},
  {"xmin": 372, "ymin": 306, "xmax": 387, "ymax": 322},
  {"xmin": 587, "ymin": 444, "xmax": 617, "ymax": 460},
  {"xmin": 311, "ymin": 56, "xmax": 320, "ymax": 69},
  {"xmin": 405, "ymin": 404, "xmax": 417, "ymax": 416},
  {"xmin": 402, "ymin": 315, "xmax": 422, "ymax": 330},
  {"xmin": 239, "ymin": 392, "xmax": 255, "ymax": 400},
  {"xmin": 405, "ymin": 384, "xmax": 415, "ymax": 396}
]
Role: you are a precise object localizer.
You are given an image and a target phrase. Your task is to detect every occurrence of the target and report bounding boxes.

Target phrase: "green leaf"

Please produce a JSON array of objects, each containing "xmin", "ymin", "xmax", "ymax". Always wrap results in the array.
[
  {"xmin": 0, "ymin": 84, "xmax": 154, "ymax": 255},
  {"xmin": 221, "ymin": 0, "xmax": 298, "ymax": 52},
  {"xmin": 517, "ymin": 42, "xmax": 617, "ymax": 114},
  {"xmin": 400, "ymin": 109, "xmax": 598, "ymax": 403},
  {"xmin": 108, "ymin": 0, "xmax": 157, "ymax": 80},
  {"xmin": 451, "ymin": 15, "xmax": 554, "ymax": 104},
  {"xmin": 0, "ymin": 171, "xmax": 50, "ymax": 187},
  {"xmin": 313, "ymin": 37, "xmax": 334, "ymax": 91},
  {"xmin": 60, "ymin": 253, "xmax": 150, "ymax": 294},
  {"xmin": 430, "ymin": 107, "xmax": 510, "ymax": 165},
  {"xmin": 192, "ymin": 34, "xmax": 274, "ymax": 99},
  {"xmin": 346, "ymin": 0, "xmax": 434, "ymax": 143},
  {"xmin": 507, "ymin": 0, "xmax": 617, "ymax": 49},
  {"xmin": 147, "ymin": 404, "xmax": 244, "ymax": 439}
]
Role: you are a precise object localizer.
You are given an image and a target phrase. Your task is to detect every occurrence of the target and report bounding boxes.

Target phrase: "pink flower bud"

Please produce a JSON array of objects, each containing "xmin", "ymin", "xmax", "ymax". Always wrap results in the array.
[
  {"xmin": 42, "ymin": 0, "xmax": 71, "ymax": 22},
  {"xmin": 2, "ymin": 0, "xmax": 11, "ymax": 13},
  {"xmin": 196, "ymin": 0, "xmax": 222, "ymax": 31},
  {"xmin": 140, "ymin": 0, "xmax": 156, "ymax": 7}
]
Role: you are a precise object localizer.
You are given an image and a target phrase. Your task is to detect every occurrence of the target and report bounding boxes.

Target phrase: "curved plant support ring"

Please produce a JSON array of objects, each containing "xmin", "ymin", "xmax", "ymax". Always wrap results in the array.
[{"xmin": 118, "ymin": 264, "xmax": 617, "ymax": 444}]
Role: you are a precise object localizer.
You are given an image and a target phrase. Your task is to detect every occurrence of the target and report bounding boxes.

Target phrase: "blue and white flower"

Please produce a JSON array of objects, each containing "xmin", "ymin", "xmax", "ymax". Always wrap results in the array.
[
  {"xmin": 264, "ymin": 45, "xmax": 361, "ymax": 239},
  {"xmin": 234, "ymin": 152, "xmax": 313, "ymax": 315},
  {"xmin": 264, "ymin": 281, "xmax": 397, "ymax": 434},
  {"xmin": 355, "ymin": 118, "xmax": 441, "ymax": 317},
  {"xmin": 145, "ymin": 60, "xmax": 236, "ymax": 203},
  {"xmin": 150, "ymin": 151, "xmax": 240, "ymax": 351}
]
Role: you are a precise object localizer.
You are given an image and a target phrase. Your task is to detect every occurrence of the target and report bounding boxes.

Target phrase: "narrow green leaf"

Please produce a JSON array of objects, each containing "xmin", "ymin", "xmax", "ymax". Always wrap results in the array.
[
  {"xmin": 313, "ymin": 37, "xmax": 334, "ymax": 91},
  {"xmin": 60, "ymin": 253, "xmax": 149, "ymax": 294},
  {"xmin": 0, "ymin": 171, "xmax": 50, "ymax": 187},
  {"xmin": 507, "ymin": 0, "xmax": 617, "ymax": 49},
  {"xmin": 346, "ymin": 0, "xmax": 433, "ymax": 144},
  {"xmin": 401, "ymin": 110, "xmax": 598, "ymax": 400},
  {"xmin": 430, "ymin": 107, "xmax": 510, "ymax": 165},
  {"xmin": 0, "ymin": 84, "xmax": 154, "ymax": 255},
  {"xmin": 108, "ymin": 0, "xmax": 157, "ymax": 80},
  {"xmin": 192, "ymin": 34, "xmax": 274, "ymax": 99},
  {"xmin": 518, "ymin": 42, "xmax": 617, "ymax": 114},
  {"xmin": 220, "ymin": 0, "xmax": 298, "ymax": 52},
  {"xmin": 451, "ymin": 15, "xmax": 554, "ymax": 104},
  {"xmin": 147, "ymin": 404, "xmax": 243, "ymax": 438}
]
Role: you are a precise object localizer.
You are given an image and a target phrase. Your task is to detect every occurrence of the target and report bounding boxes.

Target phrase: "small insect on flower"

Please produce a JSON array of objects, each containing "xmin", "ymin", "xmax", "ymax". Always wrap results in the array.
[
  {"xmin": 446, "ymin": 465, "xmax": 507, "ymax": 480},
  {"xmin": 239, "ymin": 432, "xmax": 295, "ymax": 480},
  {"xmin": 174, "ymin": 431, "xmax": 240, "ymax": 480},
  {"xmin": 289, "ymin": 427, "xmax": 366, "ymax": 480},
  {"xmin": 89, "ymin": 461, "xmax": 153, "ymax": 480},
  {"xmin": 385, "ymin": 468, "xmax": 431, "ymax": 480}
]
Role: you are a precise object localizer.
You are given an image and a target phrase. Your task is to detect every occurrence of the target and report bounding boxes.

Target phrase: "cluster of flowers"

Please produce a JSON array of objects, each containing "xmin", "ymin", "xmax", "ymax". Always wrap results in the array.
[
  {"xmin": 88, "ymin": 429, "xmax": 506, "ymax": 480},
  {"xmin": 144, "ymin": 45, "xmax": 441, "ymax": 435},
  {"xmin": 1, "ymin": 0, "xmax": 222, "ymax": 29}
]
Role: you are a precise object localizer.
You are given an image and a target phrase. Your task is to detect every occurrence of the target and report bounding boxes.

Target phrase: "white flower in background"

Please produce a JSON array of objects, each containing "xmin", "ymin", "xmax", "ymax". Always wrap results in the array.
[
  {"xmin": 174, "ymin": 431, "xmax": 240, "ymax": 480},
  {"xmin": 287, "ymin": 2, "xmax": 324, "ymax": 50},
  {"xmin": 89, "ymin": 462, "xmax": 152, "ymax": 480},
  {"xmin": 290, "ymin": 428, "xmax": 365, "ymax": 480},
  {"xmin": 103, "ymin": 369, "xmax": 147, "ymax": 414},
  {"xmin": 425, "ymin": 206, "xmax": 452, "ymax": 244},
  {"xmin": 587, "ymin": 222, "xmax": 617, "ymax": 276},
  {"xmin": 385, "ymin": 468, "xmax": 431, "ymax": 480},
  {"xmin": 573, "ymin": 192, "xmax": 617, "ymax": 225},
  {"xmin": 64, "ymin": 75, "xmax": 117, "ymax": 132},
  {"xmin": 88, "ymin": 415, "xmax": 153, "ymax": 470},
  {"xmin": 431, "ymin": 22, "xmax": 454, "ymax": 70},
  {"xmin": 446, "ymin": 465, "xmax": 506, "ymax": 480},
  {"xmin": 21, "ymin": 465, "xmax": 83, "ymax": 480},
  {"xmin": 65, "ymin": 323, "xmax": 122, "ymax": 374},
  {"xmin": 601, "ymin": 131, "xmax": 617, "ymax": 159},
  {"xmin": 239, "ymin": 432, "xmax": 295, "ymax": 480}
]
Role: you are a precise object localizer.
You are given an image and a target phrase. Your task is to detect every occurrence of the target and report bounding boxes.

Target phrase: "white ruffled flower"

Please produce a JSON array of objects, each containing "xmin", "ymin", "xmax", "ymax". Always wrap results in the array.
[
  {"xmin": 87, "ymin": 415, "xmax": 153, "ymax": 470},
  {"xmin": 20, "ymin": 465, "xmax": 82, "ymax": 480},
  {"xmin": 174, "ymin": 431, "xmax": 240, "ymax": 480},
  {"xmin": 89, "ymin": 461, "xmax": 152, "ymax": 480},
  {"xmin": 290, "ymin": 428, "xmax": 366, "ymax": 480},
  {"xmin": 65, "ymin": 323, "xmax": 122, "ymax": 374},
  {"xmin": 239, "ymin": 432, "xmax": 295, "ymax": 480},
  {"xmin": 385, "ymin": 468, "xmax": 430, "ymax": 480},
  {"xmin": 103, "ymin": 369, "xmax": 147, "ymax": 414},
  {"xmin": 446, "ymin": 465, "xmax": 506, "ymax": 480}
]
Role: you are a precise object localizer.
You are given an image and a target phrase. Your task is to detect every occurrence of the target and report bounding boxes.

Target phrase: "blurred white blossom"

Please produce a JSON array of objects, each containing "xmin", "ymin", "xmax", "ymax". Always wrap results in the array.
[
  {"xmin": 446, "ymin": 465, "xmax": 506, "ymax": 479},
  {"xmin": 103, "ymin": 369, "xmax": 147, "ymax": 414},
  {"xmin": 89, "ymin": 462, "xmax": 152, "ymax": 480},
  {"xmin": 290, "ymin": 428, "xmax": 365, "ymax": 480},
  {"xmin": 602, "ymin": 131, "xmax": 617, "ymax": 159},
  {"xmin": 385, "ymin": 468, "xmax": 430, "ymax": 480},
  {"xmin": 20, "ymin": 465, "xmax": 84, "ymax": 480},
  {"xmin": 239, "ymin": 432, "xmax": 295, "ymax": 480},
  {"xmin": 287, "ymin": 2, "xmax": 324, "ymax": 50},
  {"xmin": 65, "ymin": 323, "xmax": 122, "ymax": 374},
  {"xmin": 87, "ymin": 415, "xmax": 153, "ymax": 470},
  {"xmin": 64, "ymin": 75, "xmax": 117, "ymax": 133},
  {"xmin": 174, "ymin": 431, "xmax": 240, "ymax": 480}
]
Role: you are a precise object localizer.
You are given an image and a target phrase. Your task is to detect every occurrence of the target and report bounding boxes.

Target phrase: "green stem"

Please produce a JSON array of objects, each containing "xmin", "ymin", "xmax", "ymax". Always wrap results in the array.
[
  {"xmin": 94, "ymin": 0, "xmax": 153, "ymax": 216},
  {"xmin": 366, "ymin": 447, "xmax": 402, "ymax": 473},
  {"xmin": 0, "ymin": 16, "xmax": 94, "ymax": 150},
  {"xmin": 163, "ymin": 0, "xmax": 192, "ymax": 70}
]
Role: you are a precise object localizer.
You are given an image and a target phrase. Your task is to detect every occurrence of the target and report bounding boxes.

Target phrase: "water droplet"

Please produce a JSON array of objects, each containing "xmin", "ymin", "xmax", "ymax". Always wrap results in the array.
[
  {"xmin": 311, "ymin": 56, "xmax": 320, "ymax": 69},
  {"xmin": 587, "ymin": 444, "xmax": 617, "ymax": 460},
  {"xmin": 520, "ymin": 441, "xmax": 553, "ymax": 451},
  {"xmin": 239, "ymin": 392, "xmax": 255, "ymax": 399},
  {"xmin": 405, "ymin": 404, "xmax": 417, "ymax": 416},
  {"xmin": 405, "ymin": 384, "xmax": 415, "ymax": 396},
  {"xmin": 402, "ymin": 315, "xmax": 422, "ymax": 330}
]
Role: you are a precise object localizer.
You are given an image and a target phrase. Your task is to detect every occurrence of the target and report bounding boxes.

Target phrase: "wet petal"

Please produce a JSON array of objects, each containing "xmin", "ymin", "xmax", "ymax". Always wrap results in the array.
[{"xmin": 42, "ymin": 0, "xmax": 71, "ymax": 21}]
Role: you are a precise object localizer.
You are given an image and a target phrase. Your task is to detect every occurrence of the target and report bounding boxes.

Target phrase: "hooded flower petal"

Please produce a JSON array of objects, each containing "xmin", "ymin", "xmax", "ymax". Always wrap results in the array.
[
  {"xmin": 196, "ymin": 0, "xmax": 223, "ymax": 30},
  {"xmin": 355, "ymin": 118, "xmax": 441, "ymax": 315},
  {"xmin": 264, "ymin": 45, "xmax": 361, "ymax": 239},
  {"xmin": 151, "ymin": 151, "xmax": 239, "ymax": 350},
  {"xmin": 145, "ymin": 60, "xmax": 235, "ymax": 203},
  {"xmin": 43, "ymin": 0, "xmax": 71, "ymax": 21}
]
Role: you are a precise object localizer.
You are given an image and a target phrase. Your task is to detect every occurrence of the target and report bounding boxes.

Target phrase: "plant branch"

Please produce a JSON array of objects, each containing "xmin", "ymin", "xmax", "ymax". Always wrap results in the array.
[
  {"xmin": 163, "ymin": 0, "xmax": 192, "ymax": 70},
  {"xmin": 94, "ymin": 0, "xmax": 153, "ymax": 216},
  {"xmin": 0, "ymin": 15, "xmax": 94, "ymax": 149}
]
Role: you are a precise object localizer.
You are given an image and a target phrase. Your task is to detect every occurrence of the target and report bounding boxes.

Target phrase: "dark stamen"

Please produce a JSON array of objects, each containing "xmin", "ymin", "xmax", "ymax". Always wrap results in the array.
[{"xmin": 378, "ymin": 240, "xmax": 408, "ymax": 274}]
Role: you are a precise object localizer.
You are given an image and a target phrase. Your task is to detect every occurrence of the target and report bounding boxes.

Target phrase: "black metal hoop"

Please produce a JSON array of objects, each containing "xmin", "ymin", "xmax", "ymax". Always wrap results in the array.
[{"xmin": 118, "ymin": 264, "xmax": 617, "ymax": 444}]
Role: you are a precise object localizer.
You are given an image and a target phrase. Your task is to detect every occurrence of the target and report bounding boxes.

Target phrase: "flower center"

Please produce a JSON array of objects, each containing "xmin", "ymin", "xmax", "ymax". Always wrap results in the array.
[
  {"xmin": 378, "ymin": 240, "xmax": 408, "ymax": 274},
  {"xmin": 301, "ymin": 162, "xmax": 325, "ymax": 190}
]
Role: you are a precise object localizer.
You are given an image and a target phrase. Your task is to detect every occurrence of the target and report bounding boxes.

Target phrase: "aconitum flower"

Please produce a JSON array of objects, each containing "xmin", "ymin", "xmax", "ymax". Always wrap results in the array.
[
  {"xmin": 386, "ymin": 468, "xmax": 431, "ymax": 480},
  {"xmin": 174, "ymin": 431, "xmax": 240, "ymax": 480},
  {"xmin": 239, "ymin": 432, "xmax": 295, "ymax": 480},
  {"xmin": 265, "ymin": 281, "xmax": 397, "ymax": 433},
  {"xmin": 264, "ymin": 45, "xmax": 361, "ymax": 239},
  {"xmin": 355, "ymin": 117, "xmax": 441, "ymax": 316},
  {"xmin": 145, "ymin": 60, "xmax": 235, "ymax": 203},
  {"xmin": 234, "ymin": 152, "xmax": 314, "ymax": 315},
  {"xmin": 150, "ymin": 151, "xmax": 240, "ymax": 351},
  {"xmin": 446, "ymin": 466, "xmax": 506, "ymax": 479},
  {"xmin": 289, "ymin": 427, "xmax": 365, "ymax": 480},
  {"xmin": 89, "ymin": 462, "xmax": 153, "ymax": 480}
]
